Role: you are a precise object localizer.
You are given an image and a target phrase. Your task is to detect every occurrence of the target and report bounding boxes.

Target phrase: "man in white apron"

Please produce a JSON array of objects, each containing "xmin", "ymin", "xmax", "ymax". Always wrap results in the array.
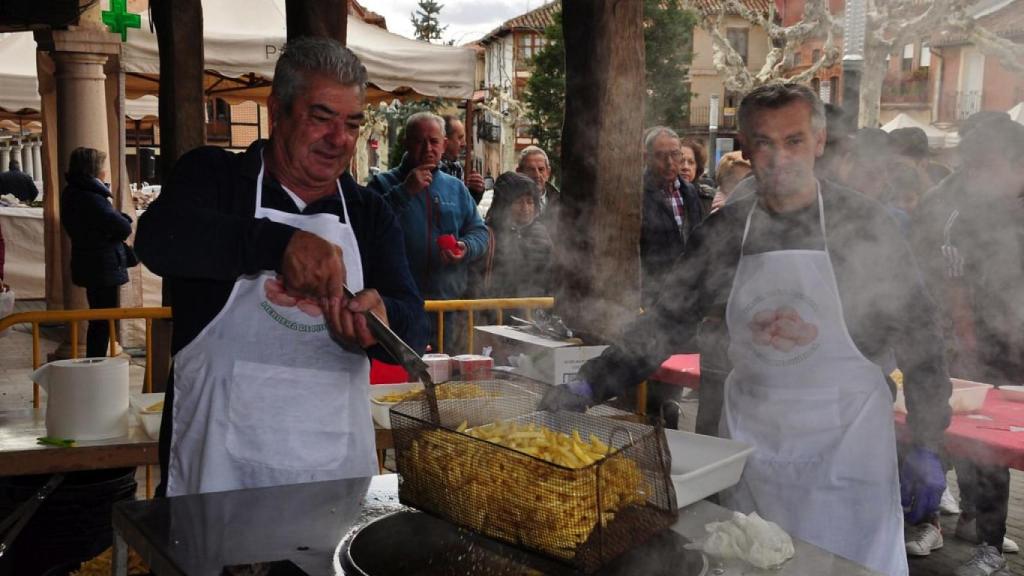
[
  {"xmin": 546, "ymin": 84, "xmax": 952, "ymax": 575},
  {"xmin": 136, "ymin": 38, "xmax": 425, "ymax": 496}
]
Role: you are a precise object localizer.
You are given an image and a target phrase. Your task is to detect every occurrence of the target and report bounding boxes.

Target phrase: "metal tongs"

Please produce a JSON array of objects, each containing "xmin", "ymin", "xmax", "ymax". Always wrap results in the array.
[
  {"xmin": 343, "ymin": 286, "xmax": 439, "ymax": 422},
  {"xmin": 0, "ymin": 473, "xmax": 64, "ymax": 558}
]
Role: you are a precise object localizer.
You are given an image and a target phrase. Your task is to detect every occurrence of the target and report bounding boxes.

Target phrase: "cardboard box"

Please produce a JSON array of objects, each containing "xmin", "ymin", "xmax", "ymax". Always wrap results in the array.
[{"xmin": 474, "ymin": 325, "xmax": 608, "ymax": 386}]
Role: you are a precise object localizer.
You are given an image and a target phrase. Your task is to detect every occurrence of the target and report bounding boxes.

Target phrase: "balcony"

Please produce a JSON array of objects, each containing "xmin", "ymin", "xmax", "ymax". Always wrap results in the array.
[
  {"xmin": 882, "ymin": 76, "xmax": 931, "ymax": 105},
  {"xmin": 685, "ymin": 105, "xmax": 737, "ymax": 130},
  {"xmin": 940, "ymin": 90, "xmax": 983, "ymax": 122}
]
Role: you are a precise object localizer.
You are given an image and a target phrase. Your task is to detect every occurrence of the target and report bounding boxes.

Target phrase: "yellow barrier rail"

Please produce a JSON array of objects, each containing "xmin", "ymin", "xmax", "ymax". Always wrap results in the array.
[
  {"xmin": 424, "ymin": 297, "xmax": 555, "ymax": 354},
  {"xmin": 0, "ymin": 306, "xmax": 173, "ymax": 408}
]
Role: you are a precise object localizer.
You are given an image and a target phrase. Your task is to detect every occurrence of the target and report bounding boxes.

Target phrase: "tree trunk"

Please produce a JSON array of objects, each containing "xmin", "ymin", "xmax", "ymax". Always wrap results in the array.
[
  {"xmin": 858, "ymin": 46, "xmax": 887, "ymax": 128},
  {"xmin": 556, "ymin": 0, "xmax": 645, "ymax": 340},
  {"xmin": 286, "ymin": 0, "xmax": 349, "ymax": 45},
  {"xmin": 151, "ymin": 0, "xmax": 205, "ymax": 390}
]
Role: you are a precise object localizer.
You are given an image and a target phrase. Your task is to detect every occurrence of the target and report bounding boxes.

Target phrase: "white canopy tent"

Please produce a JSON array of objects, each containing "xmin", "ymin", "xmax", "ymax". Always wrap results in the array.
[
  {"xmin": 0, "ymin": 32, "xmax": 158, "ymax": 120},
  {"xmin": 0, "ymin": 1, "xmax": 476, "ymax": 117},
  {"xmin": 123, "ymin": 0, "xmax": 477, "ymax": 102},
  {"xmin": 880, "ymin": 113, "xmax": 954, "ymax": 148},
  {"xmin": 1008, "ymin": 102, "xmax": 1024, "ymax": 124}
]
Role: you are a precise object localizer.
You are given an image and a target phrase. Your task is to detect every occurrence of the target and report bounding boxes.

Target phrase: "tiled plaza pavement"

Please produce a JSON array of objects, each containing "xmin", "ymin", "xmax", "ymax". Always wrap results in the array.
[{"xmin": 2, "ymin": 300, "xmax": 1022, "ymax": 574}]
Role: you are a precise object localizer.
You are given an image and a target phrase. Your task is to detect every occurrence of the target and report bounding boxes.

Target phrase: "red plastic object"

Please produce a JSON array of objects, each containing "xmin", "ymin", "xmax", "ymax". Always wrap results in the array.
[
  {"xmin": 437, "ymin": 234, "xmax": 462, "ymax": 256},
  {"xmin": 651, "ymin": 354, "xmax": 701, "ymax": 389},
  {"xmin": 370, "ymin": 359, "xmax": 408, "ymax": 384}
]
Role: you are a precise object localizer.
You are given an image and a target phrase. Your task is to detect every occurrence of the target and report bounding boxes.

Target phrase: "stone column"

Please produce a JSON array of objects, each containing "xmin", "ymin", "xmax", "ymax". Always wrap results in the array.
[
  {"xmin": 31, "ymin": 139, "xmax": 43, "ymax": 184},
  {"xmin": 9, "ymin": 140, "xmax": 22, "ymax": 172},
  {"xmin": 0, "ymin": 145, "xmax": 9, "ymax": 174},
  {"xmin": 20, "ymin": 140, "xmax": 33, "ymax": 180}
]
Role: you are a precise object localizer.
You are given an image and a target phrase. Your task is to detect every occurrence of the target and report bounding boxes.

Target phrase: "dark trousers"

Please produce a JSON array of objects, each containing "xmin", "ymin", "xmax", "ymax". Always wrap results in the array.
[
  {"xmin": 85, "ymin": 285, "xmax": 119, "ymax": 358},
  {"xmin": 955, "ymin": 458, "xmax": 1010, "ymax": 546}
]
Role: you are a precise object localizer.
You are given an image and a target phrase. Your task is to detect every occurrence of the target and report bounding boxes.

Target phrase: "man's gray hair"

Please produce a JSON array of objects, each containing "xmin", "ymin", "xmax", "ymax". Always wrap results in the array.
[
  {"xmin": 405, "ymin": 111, "xmax": 446, "ymax": 138},
  {"xmin": 517, "ymin": 145, "xmax": 549, "ymax": 169},
  {"xmin": 644, "ymin": 126, "xmax": 680, "ymax": 155},
  {"xmin": 271, "ymin": 37, "xmax": 368, "ymax": 114},
  {"xmin": 738, "ymin": 82, "xmax": 825, "ymax": 135}
]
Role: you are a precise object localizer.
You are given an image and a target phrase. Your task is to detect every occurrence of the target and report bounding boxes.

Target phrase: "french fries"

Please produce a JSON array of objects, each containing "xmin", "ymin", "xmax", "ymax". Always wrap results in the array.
[
  {"xmin": 374, "ymin": 382, "xmax": 493, "ymax": 404},
  {"xmin": 144, "ymin": 400, "xmax": 164, "ymax": 413},
  {"xmin": 401, "ymin": 420, "xmax": 649, "ymax": 560}
]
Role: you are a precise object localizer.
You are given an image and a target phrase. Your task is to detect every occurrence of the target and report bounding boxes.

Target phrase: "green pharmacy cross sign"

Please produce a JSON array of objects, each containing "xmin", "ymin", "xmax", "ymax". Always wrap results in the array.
[{"xmin": 102, "ymin": 0, "xmax": 141, "ymax": 42}]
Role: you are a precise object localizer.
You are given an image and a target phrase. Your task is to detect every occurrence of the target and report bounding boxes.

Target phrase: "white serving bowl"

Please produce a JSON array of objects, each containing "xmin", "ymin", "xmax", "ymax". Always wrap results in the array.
[
  {"xmin": 1000, "ymin": 385, "xmax": 1024, "ymax": 403},
  {"xmin": 129, "ymin": 392, "xmax": 164, "ymax": 440}
]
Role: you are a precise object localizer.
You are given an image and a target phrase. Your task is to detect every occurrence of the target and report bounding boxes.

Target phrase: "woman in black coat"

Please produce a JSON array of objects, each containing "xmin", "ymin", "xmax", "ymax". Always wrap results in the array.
[
  {"xmin": 61, "ymin": 147, "xmax": 134, "ymax": 357},
  {"xmin": 476, "ymin": 172, "xmax": 553, "ymax": 300}
]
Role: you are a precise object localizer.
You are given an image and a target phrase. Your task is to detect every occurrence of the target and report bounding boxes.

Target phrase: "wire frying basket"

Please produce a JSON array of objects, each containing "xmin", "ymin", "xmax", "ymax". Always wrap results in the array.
[{"xmin": 391, "ymin": 378, "xmax": 678, "ymax": 573}]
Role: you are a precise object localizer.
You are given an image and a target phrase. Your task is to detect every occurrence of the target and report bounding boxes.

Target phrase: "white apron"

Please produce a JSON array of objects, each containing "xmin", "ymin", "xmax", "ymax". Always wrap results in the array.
[
  {"xmin": 167, "ymin": 157, "xmax": 377, "ymax": 496},
  {"xmin": 720, "ymin": 191, "xmax": 907, "ymax": 576}
]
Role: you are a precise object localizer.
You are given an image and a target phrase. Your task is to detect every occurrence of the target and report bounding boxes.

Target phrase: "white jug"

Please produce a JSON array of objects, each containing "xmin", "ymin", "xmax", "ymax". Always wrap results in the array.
[{"xmin": 30, "ymin": 357, "xmax": 130, "ymax": 441}]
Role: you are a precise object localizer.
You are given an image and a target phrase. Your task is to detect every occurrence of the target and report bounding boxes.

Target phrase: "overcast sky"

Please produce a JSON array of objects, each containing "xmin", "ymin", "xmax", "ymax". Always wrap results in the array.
[{"xmin": 359, "ymin": 0, "xmax": 549, "ymax": 45}]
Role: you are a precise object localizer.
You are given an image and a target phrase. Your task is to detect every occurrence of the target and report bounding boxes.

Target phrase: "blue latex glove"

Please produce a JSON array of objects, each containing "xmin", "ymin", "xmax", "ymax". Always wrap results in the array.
[
  {"xmin": 900, "ymin": 447, "xmax": 946, "ymax": 524},
  {"xmin": 538, "ymin": 379, "xmax": 593, "ymax": 413}
]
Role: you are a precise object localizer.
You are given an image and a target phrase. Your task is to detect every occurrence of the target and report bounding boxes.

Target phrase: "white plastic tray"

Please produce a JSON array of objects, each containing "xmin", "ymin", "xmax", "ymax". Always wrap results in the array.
[
  {"xmin": 369, "ymin": 382, "xmax": 422, "ymax": 429},
  {"xmin": 129, "ymin": 392, "xmax": 164, "ymax": 440},
  {"xmin": 665, "ymin": 429, "xmax": 754, "ymax": 509},
  {"xmin": 893, "ymin": 377, "xmax": 992, "ymax": 414}
]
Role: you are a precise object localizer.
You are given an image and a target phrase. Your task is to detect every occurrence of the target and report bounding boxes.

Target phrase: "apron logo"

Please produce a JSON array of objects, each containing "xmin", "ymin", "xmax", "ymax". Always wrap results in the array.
[
  {"xmin": 743, "ymin": 292, "xmax": 821, "ymax": 366},
  {"xmin": 260, "ymin": 277, "xmax": 328, "ymax": 332}
]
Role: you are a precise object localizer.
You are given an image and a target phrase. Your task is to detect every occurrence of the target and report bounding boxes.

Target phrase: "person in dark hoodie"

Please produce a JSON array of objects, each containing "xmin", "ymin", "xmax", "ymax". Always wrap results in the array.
[
  {"xmin": 474, "ymin": 172, "xmax": 553, "ymax": 300},
  {"xmin": 60, "ymin": 147, "xmax": 134, "ymax": 358}
]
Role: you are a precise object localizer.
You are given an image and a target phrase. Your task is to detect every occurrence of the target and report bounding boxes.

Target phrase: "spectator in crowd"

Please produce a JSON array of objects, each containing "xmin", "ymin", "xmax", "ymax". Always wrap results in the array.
[
  {"xmin": 910, "ymin": 116, "xmax": 1024, "ymax": 574},
  {"xmin": 816, "ymin": 103, "xmax": 853, "ymax": 183},
  {"xmin": 711, "ymin": 151, "xmax": 752, "ymax": 211},
  {"xmin": 516, "ymin": 145, "xmax": 561, "ymax": 231},
  {"xmin": 679, "ymin": 138, "xmax": 716, "ymax": 213},
  {"xmin": 439, "ymin": 114, "xmax": 485, "ymax": 204},
  {"xmin": 640, "ymin": 127, "xmax": 705, "ymax": 310},
  {"xmin": 880, "ymin": 159, "xmax": 929, "ymax": 236},
  {"xmin": 473, "ymin": 171, "xmax": 552, "ymax": 300},
  {"xmin": 370, "ymin": 111, "xmax": 488, "ymax": 352},
  {"xmin": 0, "ymin": 158, "xmax": 39, "ymax": 203},
  {"xmin": 60, "ymin": 147, "xmax": 135, "ymax": 358},
  {"xmin": 889, "ymin": 126, "xmax": 951, "ymax": 190},
  {"xmin": 841, "ymin": 128, "xmax": 892, "ymax": 201}
]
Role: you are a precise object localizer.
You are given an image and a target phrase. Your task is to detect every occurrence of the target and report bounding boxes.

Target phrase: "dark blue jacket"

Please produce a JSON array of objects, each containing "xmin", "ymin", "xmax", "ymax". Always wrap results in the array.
[
  {"xmin": 61, "ymin": 174, "xmax": 133, "ymax": 287},
  {"xmin": 368, "ymin": 154, "xmax": 489, "ymax": 300},
  {"xmin": 135, "ymin": 140, "xmax": 427, "ymax": 359},
  {"xmin": 640, "ymin": 172, "xmax": 706, "ymax": 308}
]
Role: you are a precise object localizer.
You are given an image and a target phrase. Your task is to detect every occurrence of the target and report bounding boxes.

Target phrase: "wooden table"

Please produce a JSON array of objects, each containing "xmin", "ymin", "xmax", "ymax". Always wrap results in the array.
[
  {"xmin": 0, "ymin": 407, "xmax": 158, "ymax": 476},
  {"xmin": 895, "ymin": 390, "xmax": 1024, "ymax": 470}
]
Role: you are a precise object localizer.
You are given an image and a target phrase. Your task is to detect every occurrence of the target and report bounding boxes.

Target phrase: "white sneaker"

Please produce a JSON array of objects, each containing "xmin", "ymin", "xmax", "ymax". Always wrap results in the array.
[
  {"xmin": 956, "ymin": 517, "xmax": 1019, "ymax": 553},
  {"xmin": 906, "ymin": 523, "xmax": 943, "ymax": 556},
  {"xmin": 955, "ymin": 544, "xmax": 1008, "ymax": 576},
  {"xmin": 1003, "ymin": 536, "xmax": 1018, "ymax": 554},
  {"xmin": 940, "ymin": 486, "xmax": 962, "ymax": 515}
]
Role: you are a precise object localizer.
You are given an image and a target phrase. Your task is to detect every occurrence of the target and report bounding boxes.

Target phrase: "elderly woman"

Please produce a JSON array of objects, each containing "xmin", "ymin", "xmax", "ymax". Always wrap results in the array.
[
  {"xmin": 679, "ymin": 139, "xmax": 716, "ymax": 212},
  {"xmin": 60, "ymin": 147, "xmax": 134, "ymax": 357},
  {"xmin": 711, "ymin": 151, "xmax": 752, "ymax": 211},
  {"xmin": 474, "ymin": 172, "xmax": 553, "ymax": 300}
]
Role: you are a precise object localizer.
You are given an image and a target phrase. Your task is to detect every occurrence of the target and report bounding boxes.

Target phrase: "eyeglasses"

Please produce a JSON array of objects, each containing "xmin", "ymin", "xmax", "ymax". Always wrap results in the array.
[{"xmin": 652, "ymin": 150, "xmax": 683, "ymax": 161}]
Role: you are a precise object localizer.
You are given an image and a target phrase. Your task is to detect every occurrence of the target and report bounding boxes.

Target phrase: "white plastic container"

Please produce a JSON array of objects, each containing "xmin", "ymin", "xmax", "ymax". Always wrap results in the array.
[
  {"xmin": 1000, "ymin": 385, "xmax": 1024, "ymax": 403},
  {"xmin": 665, "ymin": 429, "xmax": 754, "ymax": 509},
  {"xmin": 369, "ymin": 382, "xmax": 422, "ymax": 429},
  {"xmin": 893, "ymin": 377, "xmax": 992, "ymax": 414},
  {"xmin": 130, "ymin": 392, "xmax": 165, "ymax": 440}
]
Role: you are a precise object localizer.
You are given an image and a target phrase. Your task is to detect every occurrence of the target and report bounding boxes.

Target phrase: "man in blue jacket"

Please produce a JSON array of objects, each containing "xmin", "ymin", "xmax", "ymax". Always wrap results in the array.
[{"xmin": 369, "ymin": 112, "xmax": 489, "ymax": 352}]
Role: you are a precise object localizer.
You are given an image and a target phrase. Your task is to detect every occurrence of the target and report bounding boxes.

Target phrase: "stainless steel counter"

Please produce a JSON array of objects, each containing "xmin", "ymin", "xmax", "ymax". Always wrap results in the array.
[{"xmin": 111, "ymin": 475, "xmax": 881, "ymax": 576}]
